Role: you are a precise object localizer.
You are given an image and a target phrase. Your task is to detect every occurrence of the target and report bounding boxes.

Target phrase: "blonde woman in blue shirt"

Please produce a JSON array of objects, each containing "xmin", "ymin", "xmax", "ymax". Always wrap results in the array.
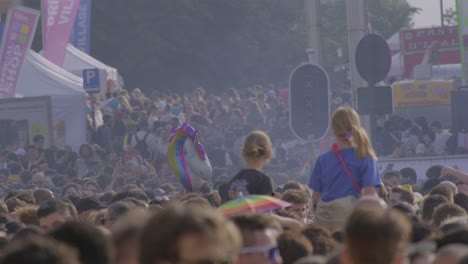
[{"xmin": 309, "ymin": 107, "xmax": 382, "ymax": 232}]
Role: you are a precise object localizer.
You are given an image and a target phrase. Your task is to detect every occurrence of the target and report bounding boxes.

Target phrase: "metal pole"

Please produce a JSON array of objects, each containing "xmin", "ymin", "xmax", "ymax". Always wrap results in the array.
[
  {"xmin": 346, "ymin": 0, "xmax": 366, "ymax": 106},
  {"xmin": 305, "ymin": 0, "xmax": 322, "ymax": 64},
  {"xmin": 457, "ymin": 0, "xmax": 468, "ymax": 86},
  {"xmin": 440, "ymin": 0, "xmax": 445, "ymax": 26},
  {"xmin": 346, "ymin": 0, "xmax": 375, "ymax": 142},
  {"xmin": 91, "ymin": 95, "xmax": 97, "ymax": 131}
]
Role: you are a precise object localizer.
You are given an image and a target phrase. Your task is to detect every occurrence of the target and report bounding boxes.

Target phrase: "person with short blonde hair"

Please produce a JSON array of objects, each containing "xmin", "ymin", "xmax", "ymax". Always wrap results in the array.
[
  {"xmin": 228, "ymin": 131, "xmax": 274, "ymax": 199},
  {"xmin": 241, "ymin": 130, "xmax": 273, "ymax": 168}
]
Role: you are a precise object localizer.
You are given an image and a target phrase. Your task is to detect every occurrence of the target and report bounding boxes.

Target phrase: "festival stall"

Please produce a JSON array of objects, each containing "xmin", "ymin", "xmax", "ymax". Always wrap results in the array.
[
  {"xmin": 0, "ymin": 96, "xmax": 53, "ymax": 149},
  {"xmin": 391, "ymin": 79, "xmax": 454, "ymax": 127},
  {"xmin": 14, "ymin": 50, "xmax": 87, "ymax": 151}
]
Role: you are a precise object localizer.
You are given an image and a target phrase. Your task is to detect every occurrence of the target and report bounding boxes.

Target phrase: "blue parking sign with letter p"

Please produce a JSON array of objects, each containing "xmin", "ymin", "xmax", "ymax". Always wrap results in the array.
[{"xmin": 83, "ymin": 69, "xmax": 100, "ymax": 94}]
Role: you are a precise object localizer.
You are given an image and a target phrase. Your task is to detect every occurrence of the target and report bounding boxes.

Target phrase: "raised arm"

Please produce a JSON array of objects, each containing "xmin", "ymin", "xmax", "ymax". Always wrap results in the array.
[{"xmin": 441, "ymin": 167, "xmax": 468, "ymax": 184}]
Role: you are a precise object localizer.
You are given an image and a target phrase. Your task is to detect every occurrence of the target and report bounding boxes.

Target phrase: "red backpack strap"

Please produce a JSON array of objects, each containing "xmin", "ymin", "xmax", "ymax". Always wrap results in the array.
[{"xmin": 332, "ymin": 144, "xmax": 361, "ymax": 193}]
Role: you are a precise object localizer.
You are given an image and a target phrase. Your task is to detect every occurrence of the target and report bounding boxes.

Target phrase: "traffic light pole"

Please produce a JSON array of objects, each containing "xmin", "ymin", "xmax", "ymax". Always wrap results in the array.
[
  {"xmin": 346, "ymin": 0, "xmax": 366, "ymax": 104},
  {"xmin": 346, "ymin": 0, "xmax": 376, "ymax": 143},
  {"xmin": 305, "ymin": 0, "xmax": 322, "ymax": 65}
]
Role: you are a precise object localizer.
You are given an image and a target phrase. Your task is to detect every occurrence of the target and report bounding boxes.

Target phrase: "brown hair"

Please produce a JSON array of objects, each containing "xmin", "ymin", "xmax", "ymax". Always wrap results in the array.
[
  {"xmin": 392, "ymin": 187, "xmax": 414, "ymax": 204},
  {"xmin": 454, "ymin": 192, "xmax": 468, "ymax": 212},
  {"xmin": 301, "ymin": 225, "xmax": 336, "ymax": 256},
  {"xmin": 182, "ymin": 197, "xmax": 212, "ymax": 208},
  {"xmin": 283, "ymin": 181, "xmax": 309, "ymax": 193},
  {"xmin": 0, "ymin": 200, "xmax": 9, "ymax": 214},
  {"xmin": 278, "ymin": 231, "xmax": 313, "ymax": 264},
  {"xmin": 344, "ymin": 208, "xmax": 411, "ymax": 264},
  {"xmin": 140, "ymin": 205, "xmax": 241, "ymax": 264},
  {"xmin": 432, "ymin": 203, "xmax": 467, "ymax": 227},
  {"xmin": 382, "ymin": 170, "xmax": 401, "ymax": 181},
  {"xmin": 15, "ymin": 206, "xmax": 39, "ymax": 226},
  {"xmin": 0, "ymin": 236, "xmax": 80, "ymax": 264},
  {"xmin": 281, "ymin": 190, "xmax": 309, "ymax": 205},
  {"xmin": 231, "ymin": 213, "xmax": 281, "ymax": 247},
  {"xmin": 331, "ymin": 107, "xmax": 376, "ymax": 160},
  {"xmin": 421, "ymin": 195, "xmax": 450, "ymax": 222},
  {"xmin": 429, "ymin": 185, "xmax": 454, "ymax": 203},
  {"xmin": 112, "ymin": 209, "xmax": 149, "ymax": 264},
  {"xmin": 242, "ymin": 130, "xmax": 272, "ymax": 161}
]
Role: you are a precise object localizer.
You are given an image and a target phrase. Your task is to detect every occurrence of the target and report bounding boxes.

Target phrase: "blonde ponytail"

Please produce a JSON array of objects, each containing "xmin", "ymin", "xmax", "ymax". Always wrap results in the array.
[
  {"xmin": 352, "ymin": 125, "xmax": 377, "ymax": 160},
  {"xmin": 331, "ymin": 107, "xmax": 376, "ymax": 160}
]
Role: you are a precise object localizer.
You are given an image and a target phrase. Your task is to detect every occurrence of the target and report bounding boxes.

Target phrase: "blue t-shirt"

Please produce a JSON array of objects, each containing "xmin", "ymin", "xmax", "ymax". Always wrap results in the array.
[{"xmin": 308, "ymin": 147, "xmax": 382, "ymax": 202}]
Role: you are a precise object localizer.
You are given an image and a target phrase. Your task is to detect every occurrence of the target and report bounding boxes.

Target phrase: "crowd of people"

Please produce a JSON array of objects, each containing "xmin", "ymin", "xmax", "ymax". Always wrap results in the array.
[
  {"xmin": 0, "ymin": 85, "xmax": 466, "ymax": 263},
  {"xmin": 86, "ymin": 86, "xmax": 315, "ymax": 187},
  {"xmin": 375, "ymin": 115, "xmax": 453, "ymax": 158}
]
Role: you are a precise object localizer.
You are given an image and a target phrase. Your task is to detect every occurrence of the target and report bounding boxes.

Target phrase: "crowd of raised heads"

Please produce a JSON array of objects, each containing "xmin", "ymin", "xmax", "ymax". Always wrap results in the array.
[
  {"xmin": 375, "ymin": 115, "xmax": 455, "ymax": 158},
  {"xmin": 0, "ymin": 87, "xmax": 466, "ymax": 264}
]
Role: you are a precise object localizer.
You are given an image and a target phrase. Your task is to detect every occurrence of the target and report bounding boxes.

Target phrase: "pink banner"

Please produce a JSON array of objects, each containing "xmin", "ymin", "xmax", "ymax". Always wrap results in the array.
[
  {"xmin": 0, "ymin": 7, "xmax": 40, "ymax": 98},
  {"xmin": 42, "ymin": 0, "xmax": 79, "ymax": 66}
]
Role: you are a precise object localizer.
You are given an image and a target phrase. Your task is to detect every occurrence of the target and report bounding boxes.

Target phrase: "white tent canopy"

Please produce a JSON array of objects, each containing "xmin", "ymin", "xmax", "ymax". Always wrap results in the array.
[
  {"xmin": 387, "ymin": 31, "xmax": 400, "ymax": 52},
  {"xmin": 388, "ymin": 52, "xmax": 404, "ymax": 79},
  {"xmin": 63, "ymin": 44, "xmax": 120, "ymax": 84},
  {"xmin": 16, "ymin": 51, "xmax": 87, "ymax": 151}
]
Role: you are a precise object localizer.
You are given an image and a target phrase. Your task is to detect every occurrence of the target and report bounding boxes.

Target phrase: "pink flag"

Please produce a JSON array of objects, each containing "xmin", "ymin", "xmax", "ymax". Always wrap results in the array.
[
  {"xmin": 0, "ymin": 6, "xmax": 40, "ymax": 98},
  {"xmin": 42, "ymin": 0, "xmax": 80, "ymax": 66}
]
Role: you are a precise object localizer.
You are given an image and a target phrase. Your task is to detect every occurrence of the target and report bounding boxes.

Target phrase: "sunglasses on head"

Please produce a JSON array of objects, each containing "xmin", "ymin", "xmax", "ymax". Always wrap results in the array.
[{"xmin": 240, "ymin": 246, "xmax": 280, "ymax": 262}]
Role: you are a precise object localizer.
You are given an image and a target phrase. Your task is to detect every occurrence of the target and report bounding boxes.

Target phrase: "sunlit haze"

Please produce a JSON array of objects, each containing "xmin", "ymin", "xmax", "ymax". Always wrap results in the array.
[{"xmin": 408, "ymin": 0, "xmax": 456, "ymax": 28}]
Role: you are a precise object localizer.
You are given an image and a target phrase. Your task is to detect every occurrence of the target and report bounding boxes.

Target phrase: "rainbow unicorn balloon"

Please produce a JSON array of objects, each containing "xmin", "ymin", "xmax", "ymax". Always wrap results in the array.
[{"xmin": 167, "ymin": 123, "xmax": 212, "ymax": 192}]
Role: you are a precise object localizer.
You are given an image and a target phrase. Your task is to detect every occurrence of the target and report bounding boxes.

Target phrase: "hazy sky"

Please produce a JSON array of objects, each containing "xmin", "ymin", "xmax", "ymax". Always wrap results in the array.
[{"xmin": 408, "ymin": 0, "xmax": 456, "ymax": 27}]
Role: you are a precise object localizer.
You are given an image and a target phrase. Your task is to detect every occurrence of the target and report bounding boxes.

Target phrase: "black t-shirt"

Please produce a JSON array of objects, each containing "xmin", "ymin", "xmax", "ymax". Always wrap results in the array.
[
  {"xmin": 113, "ymin": 119, "xmax": 127, "ymax": 137},
  {"xmin": 228, "ymin": 169, "xmax": 274, "ymax": 198}
]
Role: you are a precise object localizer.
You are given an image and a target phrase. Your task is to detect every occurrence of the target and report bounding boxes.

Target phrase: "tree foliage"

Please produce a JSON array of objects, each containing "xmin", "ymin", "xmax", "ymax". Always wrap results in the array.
[
  {"xmin": 443, "ymin": 8, "xmax": 457, "ymax": 26},
  {"xmin": 21, "ymin": 0, "xmax": 417, "ymax": 93}
]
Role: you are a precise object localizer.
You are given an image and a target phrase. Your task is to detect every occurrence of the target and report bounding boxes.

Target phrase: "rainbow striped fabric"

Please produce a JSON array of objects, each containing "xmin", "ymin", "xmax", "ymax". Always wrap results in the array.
[{"xmin": 219, "ymin": 195, "xmax": 292, "ymax": 216}]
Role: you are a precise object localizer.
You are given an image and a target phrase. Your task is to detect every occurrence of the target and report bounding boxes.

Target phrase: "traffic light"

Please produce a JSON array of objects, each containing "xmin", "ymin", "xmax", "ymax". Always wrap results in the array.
[{"xmin": 289, "ymin": 63, "xmax": 330, "ymax": 142}]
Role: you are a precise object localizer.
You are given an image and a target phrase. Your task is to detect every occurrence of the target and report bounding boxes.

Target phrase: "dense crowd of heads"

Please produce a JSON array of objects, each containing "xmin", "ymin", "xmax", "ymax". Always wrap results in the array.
[
  {"xmin": 375, "ymin": 115, "xmax": 454, "ymax": 158},
  {"xmin": 0, "ymin": 87, "xmax": 466, "ymax": 263}
]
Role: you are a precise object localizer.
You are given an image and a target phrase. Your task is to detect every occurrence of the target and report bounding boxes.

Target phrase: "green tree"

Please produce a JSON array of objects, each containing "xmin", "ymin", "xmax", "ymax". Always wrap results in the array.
[
  {"xmin": 87, "ymin": 0, "xmax": 307, "ymax": 93},
  {"xmin": 320, "ymin": 0, "xmax": 418, "ymax": 90},
  {"xmin": 22, "ymin": 0, "xmax": 417, "ymax": 94}
]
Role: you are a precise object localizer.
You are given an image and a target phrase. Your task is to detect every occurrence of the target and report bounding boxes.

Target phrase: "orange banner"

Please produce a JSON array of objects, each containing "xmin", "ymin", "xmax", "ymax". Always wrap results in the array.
[{"xmin": 392, "ymin": 80, "xmax": 454, "ymax": 107}]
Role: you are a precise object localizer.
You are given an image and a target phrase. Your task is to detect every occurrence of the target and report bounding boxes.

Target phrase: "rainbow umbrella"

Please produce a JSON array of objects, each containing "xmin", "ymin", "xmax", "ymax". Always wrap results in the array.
[{"xmin": 219, "ymin": 195, "xmax": 292, "ymax": 216}]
